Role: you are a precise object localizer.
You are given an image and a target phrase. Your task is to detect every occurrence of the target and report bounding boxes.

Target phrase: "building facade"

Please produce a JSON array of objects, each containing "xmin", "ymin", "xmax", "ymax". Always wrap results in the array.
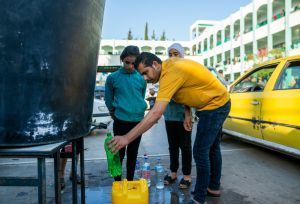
[
  {"xmin": 191, "ymin": 0, "xmax": 300, "ymax": 81},
  {"xmin": 99, "ymin": 0, "xmax": 300, "ymax": 82},
  {"xmin": 98, "ymin": 39, "xmax": 194, "ymax": 66}
]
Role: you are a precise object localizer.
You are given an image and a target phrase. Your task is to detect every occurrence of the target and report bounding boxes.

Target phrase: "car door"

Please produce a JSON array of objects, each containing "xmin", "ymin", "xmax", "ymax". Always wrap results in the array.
[
  {"xmin": 223, "ymin": 63, "xmax": 278, "ymax": 139},
  {"xmin": 260, "ymin": 59, "xmax": 300, "ymax": 150}
]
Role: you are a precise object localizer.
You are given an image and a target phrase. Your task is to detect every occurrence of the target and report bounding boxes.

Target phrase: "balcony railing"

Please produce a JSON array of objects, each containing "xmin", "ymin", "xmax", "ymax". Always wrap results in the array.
[
  {"xmin": 224, "ymin": 37, "xmax": 230, "ymax": 43},
  {"xmin": 257, "ymin": 20, "xmax": 267, "ymax": 28},
  {"xmin": 272, "ymin": 12, "xmax": 285, "ymax": 21}
]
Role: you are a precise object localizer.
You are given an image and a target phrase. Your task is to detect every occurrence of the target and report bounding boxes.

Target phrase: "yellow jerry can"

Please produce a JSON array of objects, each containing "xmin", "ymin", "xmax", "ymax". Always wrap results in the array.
[{"xmin": 112, "ymin": 179, "xmax": 149, "ymax": 204}]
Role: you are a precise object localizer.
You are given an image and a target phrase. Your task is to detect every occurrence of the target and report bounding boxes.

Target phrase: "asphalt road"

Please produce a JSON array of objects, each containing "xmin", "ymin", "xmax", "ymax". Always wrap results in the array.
[{"xmin": 0, "ymin": 117, "xmax": 299, "ymax": 203}]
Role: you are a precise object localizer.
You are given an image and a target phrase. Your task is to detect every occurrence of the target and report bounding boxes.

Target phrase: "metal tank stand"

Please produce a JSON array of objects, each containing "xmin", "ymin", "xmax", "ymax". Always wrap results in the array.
[{"xmin": 0, "ymin": 136, "xmax": 85, "ymax": 204}]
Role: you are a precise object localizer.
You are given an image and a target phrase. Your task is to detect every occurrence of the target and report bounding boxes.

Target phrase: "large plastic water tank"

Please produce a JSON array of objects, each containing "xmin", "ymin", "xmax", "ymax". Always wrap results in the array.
[{"xmin": 0, "ymin": 0, "xmax": 106, "ymax": 146}]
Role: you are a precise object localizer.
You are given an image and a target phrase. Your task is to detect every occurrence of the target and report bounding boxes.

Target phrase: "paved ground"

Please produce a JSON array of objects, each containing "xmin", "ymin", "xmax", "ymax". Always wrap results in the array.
[{"xmin": 0, "ymin": 117, "xmax": 300, "ymax": 204}]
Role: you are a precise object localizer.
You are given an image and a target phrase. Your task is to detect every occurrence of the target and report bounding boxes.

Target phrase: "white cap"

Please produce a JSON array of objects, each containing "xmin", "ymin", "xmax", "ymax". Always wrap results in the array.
[{"xmin": 168, "ymin": 43, "xmax": 185, "ymax": 57}]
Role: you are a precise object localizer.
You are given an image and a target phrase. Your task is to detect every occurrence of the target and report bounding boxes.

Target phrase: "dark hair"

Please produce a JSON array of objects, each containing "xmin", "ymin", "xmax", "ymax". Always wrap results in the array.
[
  {"xmin": 134, "ymin": 52, "xmax": 162, "ymax": 69},
  {"xmin": 120, "ymin": 45, "xmax": 140, "ymax": 61}
]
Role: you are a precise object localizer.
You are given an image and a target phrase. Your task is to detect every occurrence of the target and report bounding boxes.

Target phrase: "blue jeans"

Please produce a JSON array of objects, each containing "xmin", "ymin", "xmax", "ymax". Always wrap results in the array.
[{"xmin": 193, "ymin": 100, "xmax": 231, "ymax": 203}]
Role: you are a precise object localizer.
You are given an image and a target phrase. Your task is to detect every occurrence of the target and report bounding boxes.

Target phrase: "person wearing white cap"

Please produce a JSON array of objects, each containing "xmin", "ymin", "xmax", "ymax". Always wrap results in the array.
[
  {"xmin": 168, "ymin": 43, "xmax": 185, "ymax": 58},
  {"xmin": 163, "ymin": 43, "xmax": 192, "ymax": 189}
]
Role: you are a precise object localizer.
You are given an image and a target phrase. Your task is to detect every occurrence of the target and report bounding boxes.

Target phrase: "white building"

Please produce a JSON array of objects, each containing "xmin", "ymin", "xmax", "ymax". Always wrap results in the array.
[
  {"xmin": 98, "ymin": 40, "xmax": 195, "ymax": 66},
  {"xmin": 99, "ymin": 0, "xmax": 300, "ymax": 82}
]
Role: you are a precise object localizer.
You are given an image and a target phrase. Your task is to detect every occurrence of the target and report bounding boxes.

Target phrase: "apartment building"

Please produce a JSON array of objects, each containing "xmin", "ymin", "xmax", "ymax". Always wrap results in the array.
[
  {"xmin": 99, "ymin": 0, "xmax": 300, "ymax": 82},
  {"xmin": 190, "ymin": 0, "xmax": 300, "ymax": 81}
]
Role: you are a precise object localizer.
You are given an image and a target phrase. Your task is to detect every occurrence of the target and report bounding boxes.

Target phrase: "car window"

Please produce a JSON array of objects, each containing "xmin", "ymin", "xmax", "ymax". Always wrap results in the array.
[
  {"xmin": 94, "ymin": 86, "xmax": 105, "ymax": 99},
  {"xmin": 275, "ymin": 60, "xmax": 300, "ymax": 90},
  {"xmin": 208, "ymin": 67, "xmax": 228, "ymax": 88},
  {"xmin": 231, "ymin": 64, "xmax": 277, "ymax": 93}
]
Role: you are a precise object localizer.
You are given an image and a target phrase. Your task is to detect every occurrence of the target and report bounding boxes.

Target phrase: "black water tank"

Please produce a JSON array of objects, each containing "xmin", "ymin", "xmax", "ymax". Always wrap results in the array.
[{"xmin": 0, "ymin": 0, "xmax": 106, "ymax": 146}]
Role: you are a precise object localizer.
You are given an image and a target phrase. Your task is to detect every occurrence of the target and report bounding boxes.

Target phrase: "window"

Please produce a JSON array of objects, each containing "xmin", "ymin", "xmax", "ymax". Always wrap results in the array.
[
  {"xmin": 231, "ymin": 64, "xmax": 278, "ymax": 93},
  {"xmin": 276, "ymin": 61, "xmax": 300, "ymax": 90}
]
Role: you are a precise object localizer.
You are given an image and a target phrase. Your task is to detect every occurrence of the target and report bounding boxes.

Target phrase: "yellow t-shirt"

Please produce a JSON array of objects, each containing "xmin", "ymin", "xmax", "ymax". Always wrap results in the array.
[{"xmin": 156, "ymin": 58, "xmax": 230, "ymax": 111}]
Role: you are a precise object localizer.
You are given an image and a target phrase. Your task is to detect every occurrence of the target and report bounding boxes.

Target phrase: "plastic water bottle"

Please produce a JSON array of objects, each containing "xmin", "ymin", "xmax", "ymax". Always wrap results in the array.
[
  {"xmin": 155, "ymin": 157, "xmax": 165, "ymax": 204},
  {"xmin": 155, "ymin": 157, "xmax": 164, "ymax": 189},
  {"xmin": 142, "ymin": 154, "xmax": 151, "ymax": 187},
  {"xmin": 134, "ymin": 159, "xmax": 141, "ymax": 180},
  {"xmin": 104, "ymin": 132, "xmax": 122, "ymax": 177}
]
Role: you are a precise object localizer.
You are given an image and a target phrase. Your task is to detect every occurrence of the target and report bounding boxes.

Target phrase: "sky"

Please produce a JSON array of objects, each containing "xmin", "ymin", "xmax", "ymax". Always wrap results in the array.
[{"xmin": 101, "ymin": 0, "xmax": 252, "ymax": 41}]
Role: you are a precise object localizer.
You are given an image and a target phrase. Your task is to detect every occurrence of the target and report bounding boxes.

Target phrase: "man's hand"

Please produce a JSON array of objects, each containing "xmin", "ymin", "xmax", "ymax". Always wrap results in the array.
[
  {"xmin": 183, "ymin": 115, "xmax": 193, "ymax": 131},
  {"xmin": 184, "ymin": 106, "xmax": 193, "ymax": 132},
  {"xmin": 106, "ymin": 101, "xmax": 168, "ymax": 154},
  {"xmin": 107, "ymin": 135, "xmax": 129, "ymax": 154}
]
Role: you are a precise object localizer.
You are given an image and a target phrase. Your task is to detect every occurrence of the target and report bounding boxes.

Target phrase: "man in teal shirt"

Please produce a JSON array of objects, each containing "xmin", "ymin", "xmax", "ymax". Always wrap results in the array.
[{"xmin": 105, "ymin": 45, "xmax": 147, "ymax": 181}]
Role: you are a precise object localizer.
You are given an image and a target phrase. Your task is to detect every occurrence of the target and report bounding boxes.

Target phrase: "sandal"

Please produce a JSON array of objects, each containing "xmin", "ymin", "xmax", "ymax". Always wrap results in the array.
[
  {"xmin": 179, "ymin": 178, "xmax": 191, "ymax": 189},
  {"xmin": 164, "ymin": 175, "xmax": 177, "ymax": 185},
  {"xmin": 207, "ymin": 188, "xmax": 221, "ymax": 197},
  {"xmin": 60, "ymin": 178, "xmax": 65, "ymax": 190}
]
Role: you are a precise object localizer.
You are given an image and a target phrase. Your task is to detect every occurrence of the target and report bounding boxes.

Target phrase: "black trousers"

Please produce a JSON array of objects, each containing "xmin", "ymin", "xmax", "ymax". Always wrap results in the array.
[
  {"xmin": 113, "ymin": 117, "xmax": 142, "ymax": 181},
  {"xmin": 165, "ymin": 120, "xmax": 192, "ymax": 175}
]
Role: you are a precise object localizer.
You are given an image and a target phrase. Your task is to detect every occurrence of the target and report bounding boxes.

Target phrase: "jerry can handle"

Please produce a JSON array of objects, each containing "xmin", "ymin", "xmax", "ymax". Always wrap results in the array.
[
  {"xmin": 122, "ymin": 179, "xmax": 128, "ymax": 194},
  {"xmin": 122, "ymin": 179, "xmax": 146, "ymax": 194}
]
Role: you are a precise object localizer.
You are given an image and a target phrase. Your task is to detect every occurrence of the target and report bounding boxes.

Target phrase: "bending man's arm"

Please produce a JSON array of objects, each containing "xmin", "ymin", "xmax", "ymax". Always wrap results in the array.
[
  {"xmin": 183, "ymin": 105, "xmax": 193, "ymax": 131},
  {"xmin": 108, "ymin": 101, "xmax": 169, "ymax": 153}
]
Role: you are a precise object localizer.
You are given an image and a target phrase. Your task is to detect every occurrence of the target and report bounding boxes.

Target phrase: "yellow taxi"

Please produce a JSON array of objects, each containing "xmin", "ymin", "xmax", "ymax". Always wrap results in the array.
[{"xmin": 223, "ymin": 55, "xmax": 300, "ymax": 158}]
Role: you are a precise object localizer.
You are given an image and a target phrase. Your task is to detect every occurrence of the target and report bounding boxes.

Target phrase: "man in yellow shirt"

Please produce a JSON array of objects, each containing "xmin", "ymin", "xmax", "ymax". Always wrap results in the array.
[{"xmin": 108, "ymin": 52, "xmax": 231, "ymax": 204}]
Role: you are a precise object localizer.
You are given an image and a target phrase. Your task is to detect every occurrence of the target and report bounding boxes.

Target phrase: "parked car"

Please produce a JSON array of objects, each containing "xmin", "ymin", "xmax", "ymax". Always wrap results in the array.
[
  {"xmin": 223, "ymin": 55, "xmax": 300, "ymax": 158},
  {"xmin": 207, "ymin": 67, "xmax": 229, "ymax": 88},
  {"xmin": 91, "ymin": 98, "xmax": 111, "ymax": 130},
  {"xmin": 94, "ymin": 85, "xmax": 105, "ymax": 100}
]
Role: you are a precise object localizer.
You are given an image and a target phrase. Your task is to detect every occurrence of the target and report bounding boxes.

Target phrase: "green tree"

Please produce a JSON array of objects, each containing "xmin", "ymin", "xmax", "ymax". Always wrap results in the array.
[
  {"xmin": 151, "ymin": 30, "xmax": 156, "ymax": 40},
  {"xmin": 144, "ymin": 22, "xmax": 149, "ymax": 40},
  {"xmin": 160, "ymin": 31, "xmax": 166, "ymax": 41},
  {"xmin": 127, "ymin": 29, "xmax": 133, "ymax": 40}
]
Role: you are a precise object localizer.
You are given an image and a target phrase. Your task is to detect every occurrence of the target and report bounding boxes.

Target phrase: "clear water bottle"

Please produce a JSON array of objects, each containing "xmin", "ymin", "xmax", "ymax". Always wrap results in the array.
[
  {"xmin": 155, "ymin": 157, "xmax": 165, "ymax": 204},
  {"xmin": 134, "ymin": 159, "xmax": 141, "ymax": 180},
  {"xmin": 142, "ymin": 154, "xmax": 151, "ymax": 187},
  {"xmin": 155, "ymin": 157, "xmax": 164, "ymax": 189},
  {"xmin": 155, "ymin": 187, "xmax": 165, "ymax": 204}
]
